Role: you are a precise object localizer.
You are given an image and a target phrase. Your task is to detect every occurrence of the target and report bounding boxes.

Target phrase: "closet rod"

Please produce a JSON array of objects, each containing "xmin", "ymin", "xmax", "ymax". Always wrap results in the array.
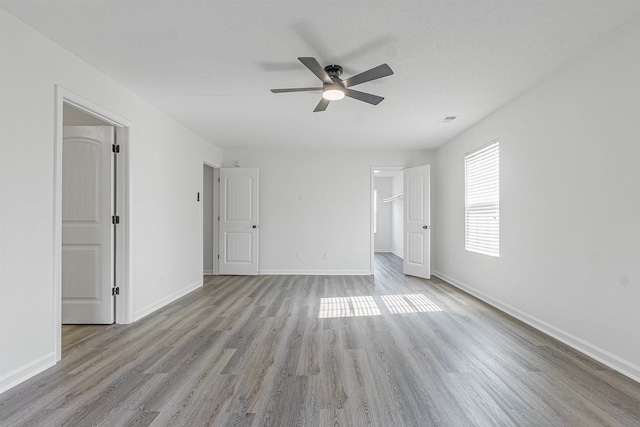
[{"xmin": 382, "ymin": 193, "xmax": 404, "ymax": 203}]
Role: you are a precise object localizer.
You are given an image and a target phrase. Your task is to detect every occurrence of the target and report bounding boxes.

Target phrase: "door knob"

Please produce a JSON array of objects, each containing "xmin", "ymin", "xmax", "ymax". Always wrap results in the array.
[
  {"xmin": 252, "ymin": 225, "xmax": 257, "ymax": 229},
  {"xmin": 423, "ymin": 225, "xmax": 430, "ymax": 229}
]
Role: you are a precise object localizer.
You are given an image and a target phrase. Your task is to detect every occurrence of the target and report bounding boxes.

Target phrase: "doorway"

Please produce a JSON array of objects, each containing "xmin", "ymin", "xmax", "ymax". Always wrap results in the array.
[
  {"xmin": 371, "ymin": 165, "xmax": 431, "ymax": 279},
  {"xmin": 54, "ymin": 86, "xmax": 131, "ymax": 361},
  {"xmin": 371, "ymin": 166, "xmax": 404, "ymax": 273},
  {"xmin": 203, "ymin": 164, "xmax": 219, "ymax": 276}
]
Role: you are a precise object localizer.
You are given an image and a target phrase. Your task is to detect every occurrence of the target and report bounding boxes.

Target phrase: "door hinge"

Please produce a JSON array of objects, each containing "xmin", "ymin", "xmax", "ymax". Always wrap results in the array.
[
  {"xmin": 218, "ymin": 178, "xmax": 220, "ymax": 183},
  {"xmin": 112, "ymin": 215, "xmax": 120, "ymax": 224},
  {"xmin": 112, "ymin": 286, "xmax": 120, "ymax": 296},
  {"xmin": 217, "ymin": 254, "xmax": 220, "ymax": 259},
  {"xmin": 217, "ymin": 216, "xmax": 220, "ymax": 221},
  {"xmin": 112, "ymin": 144, "xmax": 120, "ymax": 153}
]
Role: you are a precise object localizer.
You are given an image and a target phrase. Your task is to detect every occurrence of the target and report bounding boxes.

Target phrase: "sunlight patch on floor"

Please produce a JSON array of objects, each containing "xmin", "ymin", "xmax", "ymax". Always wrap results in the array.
[
  {"xmin": 318, "ymin": 294, "xmax": 441, "ymax": 318},
  {"xmin": 318, "ymin": 296, "xmax": 381, "ymax": 318},
  {"xmin": 381, "ymin": 293, "xmax": 442, "ymax": 314}
]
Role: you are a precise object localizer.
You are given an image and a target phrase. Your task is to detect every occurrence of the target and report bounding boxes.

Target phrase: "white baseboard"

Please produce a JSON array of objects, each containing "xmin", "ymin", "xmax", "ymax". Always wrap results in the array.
[
  {"xmin": 259, "ymin": 269, "xmax": 372, "ymax": 276},
  {"xmin": 433, "ymin": 270, "xmax": 640, "ymax": 383},
  {"xmin": 203, "ymin": 269, "xmax": 214, "ymax": 275},
  {"xmin": 374, "ymin": 249, "xmax": 392, "ymax": 253},
  {"xmin": 133, "ymin": 279, "xmax": 203, "ymax": 322},
  {"xmin": 0, "ymin": 351, "xmax": 56, "ymax": 395},
  {"xmin": 391, "ymin": 251, "xmax": 403, "ymax": 259}
]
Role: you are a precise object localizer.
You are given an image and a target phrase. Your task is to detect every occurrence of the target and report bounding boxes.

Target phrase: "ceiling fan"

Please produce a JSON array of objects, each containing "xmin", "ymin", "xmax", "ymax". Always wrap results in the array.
[{"xmin": 270, "ymin": 57, "xmax": 394, "ymax": 112}]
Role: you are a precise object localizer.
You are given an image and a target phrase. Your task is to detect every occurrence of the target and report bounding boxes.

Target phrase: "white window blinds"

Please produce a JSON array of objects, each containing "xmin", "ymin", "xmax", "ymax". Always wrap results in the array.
[
  {"xmin": 465, "ymin": 140, "xmax": 500, "ymax": 257},
  {"xmin": 373, "ymin": 189, "xmax": 378, "ymax": 234}
]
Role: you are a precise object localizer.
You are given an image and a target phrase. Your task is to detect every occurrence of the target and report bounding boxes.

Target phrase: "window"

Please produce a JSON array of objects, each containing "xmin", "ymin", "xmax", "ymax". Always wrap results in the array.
[
  {"xmin": 373, "ymin": 189, "xmax": 378, "ymax": 234},
  {"xmin": 465, "ymin": 140, "xmax": 499, "ymax": 257}
]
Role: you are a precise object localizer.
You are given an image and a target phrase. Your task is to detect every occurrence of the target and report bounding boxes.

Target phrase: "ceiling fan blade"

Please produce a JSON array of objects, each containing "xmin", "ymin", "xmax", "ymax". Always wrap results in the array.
[
  {"xmin": 345, "ymin": 89, "xmax": 384, "ymax": 105},
  {"xmin": 313, "ymin": 98, "xmax": 330, "ymax": 112},
  {"xmin": 298, "ymin": 57, "xmax": 333, "ymax": 84},
  {"xmin": 342, "ymin": 64, "xmax": 393, "ymax": 87},
  {"xmin": 271, "ymin": 87, "xmax": 322, "ymax": 93}
]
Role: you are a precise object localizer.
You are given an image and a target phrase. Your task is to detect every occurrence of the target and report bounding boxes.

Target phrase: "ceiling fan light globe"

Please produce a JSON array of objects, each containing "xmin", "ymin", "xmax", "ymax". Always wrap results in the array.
[{"xmin": 322, "ymin": 89, "xmax": 345, "ymax": 101}]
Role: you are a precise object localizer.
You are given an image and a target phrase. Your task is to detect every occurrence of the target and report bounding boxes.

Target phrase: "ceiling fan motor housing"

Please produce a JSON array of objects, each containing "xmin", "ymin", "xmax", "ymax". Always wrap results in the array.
[{"xmin": 324, "ymin": 64, "xmax": 343, "ymax": 78}]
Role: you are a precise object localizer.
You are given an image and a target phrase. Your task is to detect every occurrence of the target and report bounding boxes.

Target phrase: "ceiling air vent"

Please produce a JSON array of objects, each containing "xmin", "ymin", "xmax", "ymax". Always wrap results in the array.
[{"xmin": 439, "ymin": 115, "xmax": 458, "ymax": 123}]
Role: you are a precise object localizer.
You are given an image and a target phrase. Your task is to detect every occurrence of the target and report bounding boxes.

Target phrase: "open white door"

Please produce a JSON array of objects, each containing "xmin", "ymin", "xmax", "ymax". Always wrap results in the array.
[
  {"xmin": 403, "ymin": 164, "xmax": 431, "ymax": 279},
  {"xmin": 219, "ymin": 168, "xmax": 259, "ymax": 275},
  {"xmin": 62, "ymin": 126, "xmax": 114, "ymax": 323}
]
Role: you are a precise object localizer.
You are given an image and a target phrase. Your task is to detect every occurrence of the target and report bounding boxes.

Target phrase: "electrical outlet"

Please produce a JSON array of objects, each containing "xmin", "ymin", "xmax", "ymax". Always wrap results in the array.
[
  {"xmin": 324, "ymin": 252, "xmax": 329, "ymax": 259},
  {"xmin": 448, "ymin": 256, "xmax": 451, "ymax": 265},
  {"xmin": 297, "ymin": 251, "xmax": 303, "ymax": 259}
]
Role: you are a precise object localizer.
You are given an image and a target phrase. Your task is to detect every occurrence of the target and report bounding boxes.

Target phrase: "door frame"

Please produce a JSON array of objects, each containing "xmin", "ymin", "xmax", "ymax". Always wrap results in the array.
[
  {"xmin": 54, "ymin": 86, "xmax": 131, "ymax": 361},
  {"xmin": 370, "ymin": 165, "xmax": 404, "ymax": 274}
]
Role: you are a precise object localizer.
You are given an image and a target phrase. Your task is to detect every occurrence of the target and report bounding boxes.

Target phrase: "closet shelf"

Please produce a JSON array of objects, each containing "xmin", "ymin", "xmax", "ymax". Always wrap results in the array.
[{"xmin": 382, "ymin": 193, "xmax": 404, "ymax": 203}]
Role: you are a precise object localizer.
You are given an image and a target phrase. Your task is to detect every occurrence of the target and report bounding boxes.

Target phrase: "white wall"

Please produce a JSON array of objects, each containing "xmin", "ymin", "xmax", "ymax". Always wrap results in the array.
[
  {"xmin": 434, "ymin": 15, "xmax": 640, "ymax": 381},
  {"xmin": 391, "ymin": 172, "xmax": 404, "ymax": 258},
  {"xmin": 374, "ymin": 177, "xmax": 392, "ymax": 251},
  {"xmin": 0, "ymin": 9, "xmax": 222, "ymax": 393},
  {"xmin": 222, "ymin": 149, "xmax": 434, "ymax": 274}
]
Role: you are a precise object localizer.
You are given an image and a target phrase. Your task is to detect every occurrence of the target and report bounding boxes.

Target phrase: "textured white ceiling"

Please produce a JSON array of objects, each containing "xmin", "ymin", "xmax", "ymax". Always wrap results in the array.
[{"xmin": 2, "ymin": 0, "xmax": 639, "ymax": 150}]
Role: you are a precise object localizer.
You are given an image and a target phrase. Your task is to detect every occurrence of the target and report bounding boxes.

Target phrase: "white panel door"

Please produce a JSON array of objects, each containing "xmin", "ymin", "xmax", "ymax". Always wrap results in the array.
[
  {"xmin": 219, "ymin": 168, "xmax": 259, "ymax": 275},
  {"xmin": 62, "ymin": 126, "xmax": 114, "ymax": 323},
  {"xmin": 403, "ymin": 164, "xmax": 431, "ymax": 279}
]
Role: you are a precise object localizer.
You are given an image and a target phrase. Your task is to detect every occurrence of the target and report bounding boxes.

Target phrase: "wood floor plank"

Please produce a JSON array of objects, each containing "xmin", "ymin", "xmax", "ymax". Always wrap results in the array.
[
  {"xmin": 296, "ymin": 317, "xmax": 322, "ymax": 376},
  {"xmin": 2, "ymin": 252, "xmax": 640, "ymax": 426},
  {"xmin": 341, "ymin": 349, "xmax": 381, "ymax": 426},
  {"xmin": 152, "ymin": 373, "xmax": 238, "ymax": 426}
]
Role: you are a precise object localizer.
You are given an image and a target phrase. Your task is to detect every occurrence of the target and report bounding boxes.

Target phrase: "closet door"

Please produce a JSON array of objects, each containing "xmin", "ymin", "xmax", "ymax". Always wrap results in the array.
[
  {"xmin": 403, "ymin": 164, "xmax": 431, "ymax": 279},
  {"xmin": 62, "ymin": 126, "xmax": 115, "ymax": 323},
  {"xmin": 219, "ymin": 168, "xmax": 259, "ymax": 275}
]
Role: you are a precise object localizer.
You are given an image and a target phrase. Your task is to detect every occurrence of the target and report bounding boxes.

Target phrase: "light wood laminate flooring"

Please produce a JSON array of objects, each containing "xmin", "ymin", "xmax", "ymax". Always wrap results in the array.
[{"xmin": 1, "ymin": 253, "xmax": 640, "ymax": 426}]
